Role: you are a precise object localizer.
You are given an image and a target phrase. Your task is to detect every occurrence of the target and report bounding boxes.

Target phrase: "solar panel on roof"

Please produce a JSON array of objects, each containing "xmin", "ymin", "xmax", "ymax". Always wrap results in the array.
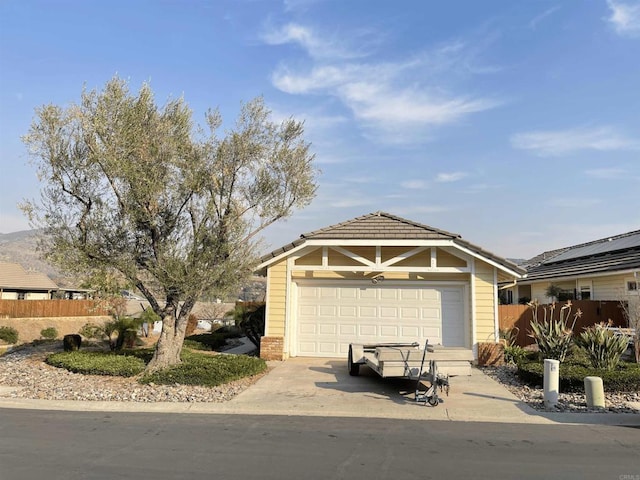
[{"xmin": 543, "ymin": 232, "xmax": 640, "ymax": 264}]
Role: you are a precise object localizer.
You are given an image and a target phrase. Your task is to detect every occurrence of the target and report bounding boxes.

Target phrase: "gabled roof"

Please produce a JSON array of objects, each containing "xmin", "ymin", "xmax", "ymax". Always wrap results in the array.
[
  {"xmin": 259, "ymin": 212, "xmax": 525, "ymax": 275},
  {"xmin": 521, "ymin": 230, "xmax": 640, "ymax": 282},
  {"xmin": 0, "ymin": 262, "xmax": 59, "ymax": 290}
]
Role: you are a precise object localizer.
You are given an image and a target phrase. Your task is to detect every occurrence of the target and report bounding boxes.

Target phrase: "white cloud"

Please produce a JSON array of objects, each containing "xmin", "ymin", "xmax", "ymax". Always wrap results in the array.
[
  {"xmin": 510, "ymin": 126, "xmax": 640, "ymax": 156},
  {"xmin": 401, "ymin": 180, "xmax": 427, "ymax": 189},
  {"xmin": 435, "ymin": 172, "xmax": 467, "ymax": 183},
  {"xmin": 262, "ymin": 23, "xmax": 373, "ymax": 59},
  {"xmin": 607, "ymin": 0, "xmax": 640, "ymax": 37},
  {"xmin": 529, "ymin": 6, "xmax": 561, "ymax": 30},
  {"xmin": 267, "ymin": 27, "xmax": 502, "ymax": 144}
]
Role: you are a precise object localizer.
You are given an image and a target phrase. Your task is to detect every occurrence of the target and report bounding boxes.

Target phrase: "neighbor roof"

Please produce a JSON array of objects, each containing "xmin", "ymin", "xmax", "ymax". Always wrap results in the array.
[
  {"xmin": 259, "ymin": 211, "xmax": 525, "ymax": 275},
  {"xmin": 0, "ymin": 262, "xmax": 59, "ymax": 290},
  {"xmin": 521, "ymin": 230, "xmax": 640, "ymax": 282}
]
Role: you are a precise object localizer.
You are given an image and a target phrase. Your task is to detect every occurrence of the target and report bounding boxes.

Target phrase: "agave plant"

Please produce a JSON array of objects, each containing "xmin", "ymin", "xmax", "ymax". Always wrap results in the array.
[
  {"xmin": 527, "ymin": 300, "xmax": 581, "ymax": 362},
  {"xmin": 575, "ymin": 322, "xmax": 629, "ymax": 370}
]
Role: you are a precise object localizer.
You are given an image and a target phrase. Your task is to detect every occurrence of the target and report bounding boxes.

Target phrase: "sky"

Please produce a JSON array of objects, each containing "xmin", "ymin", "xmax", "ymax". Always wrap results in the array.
[{"xmin": 1, "ymin": 0, "xmax": 639, "ymax": 260}]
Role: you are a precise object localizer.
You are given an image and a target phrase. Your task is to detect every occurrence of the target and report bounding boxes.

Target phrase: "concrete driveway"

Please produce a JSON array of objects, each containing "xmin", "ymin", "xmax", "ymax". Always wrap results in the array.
[{"xmin": 221, "ymin": 357, "xmax": 540, "ymax": 423}]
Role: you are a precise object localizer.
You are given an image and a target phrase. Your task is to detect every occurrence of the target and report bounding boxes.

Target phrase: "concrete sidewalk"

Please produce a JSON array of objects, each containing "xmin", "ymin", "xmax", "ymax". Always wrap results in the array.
[{"xmin": 0, "ymin": 357, "xmax": 638, "ymax": 426}]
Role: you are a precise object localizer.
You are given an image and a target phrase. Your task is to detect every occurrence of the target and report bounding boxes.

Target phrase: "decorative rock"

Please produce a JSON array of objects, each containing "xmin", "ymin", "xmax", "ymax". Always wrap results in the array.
[
  {"xmin": 63, "ymin": 334, "xmax": 82, "ymax": 352},
  {"xmin": 0, "ymin": 342, "xmax": 265, "ymax": 403}
]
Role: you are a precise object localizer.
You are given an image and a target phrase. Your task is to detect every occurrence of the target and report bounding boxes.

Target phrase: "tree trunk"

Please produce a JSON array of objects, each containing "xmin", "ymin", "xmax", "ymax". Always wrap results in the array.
[{"xmin": 145, "ymin": 312, "xmax": 188, "ymax": 372}]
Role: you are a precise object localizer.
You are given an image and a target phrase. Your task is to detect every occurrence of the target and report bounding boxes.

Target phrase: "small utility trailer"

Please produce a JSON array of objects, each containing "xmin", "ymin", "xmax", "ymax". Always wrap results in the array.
[{"xmin": 348, "ymin": 341, "xmax": 470, "ymax": 406}]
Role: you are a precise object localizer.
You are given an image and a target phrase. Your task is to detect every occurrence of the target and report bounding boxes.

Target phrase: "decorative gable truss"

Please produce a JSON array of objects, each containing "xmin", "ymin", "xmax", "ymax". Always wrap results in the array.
[{"xmin": 291, "ymin": 242, "xmax": 471, "ymax": 273}]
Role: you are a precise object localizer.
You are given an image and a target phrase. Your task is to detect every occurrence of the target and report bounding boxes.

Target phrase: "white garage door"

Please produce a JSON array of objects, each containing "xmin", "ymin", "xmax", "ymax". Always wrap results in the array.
[{"xmin": 295, "ymin": 282, "xmax": 466, "ymax": 357}]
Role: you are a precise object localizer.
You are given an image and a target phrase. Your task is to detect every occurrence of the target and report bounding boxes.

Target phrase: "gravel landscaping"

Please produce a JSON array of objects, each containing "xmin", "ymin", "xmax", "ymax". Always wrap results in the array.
[
  {"xmin": 1, "ymin": 343, "xmax": 638, "ymax": 413},
  {"xmin": 0, "ymin": 343, "xmax": 266, "ymax": 403},
  {"xmin": 483, "ymin": 365, "xmax": 640, "ymax": 414}
]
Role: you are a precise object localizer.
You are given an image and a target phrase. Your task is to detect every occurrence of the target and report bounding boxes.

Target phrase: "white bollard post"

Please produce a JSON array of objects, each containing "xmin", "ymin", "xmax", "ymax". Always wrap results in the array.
[
  {"xmin": 543, "ymin": 359, "xmax": 560, "ymax": 409},
  {"xmin": 584, "ymin": 376, "xmax": 605, "ymax": 408}
]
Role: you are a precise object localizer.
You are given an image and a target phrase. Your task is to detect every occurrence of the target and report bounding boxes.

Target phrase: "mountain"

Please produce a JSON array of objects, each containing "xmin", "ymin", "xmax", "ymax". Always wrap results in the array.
[{"xmin": 0, "ymin": 229, "xmax": 70, "ymax": 285}]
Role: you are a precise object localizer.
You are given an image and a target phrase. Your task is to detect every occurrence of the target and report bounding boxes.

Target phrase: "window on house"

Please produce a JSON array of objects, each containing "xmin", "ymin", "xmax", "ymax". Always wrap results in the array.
[
  {"xmin": 17, "ymin": 292, "xmax": 26, "ymax": 300},
  {"xmin": 580, "ymin": 287, "xmax": 591, "ymax": 300},
  {"xmin": 628, "ymin": 281, "xmax": 638, "ymax": 292}
]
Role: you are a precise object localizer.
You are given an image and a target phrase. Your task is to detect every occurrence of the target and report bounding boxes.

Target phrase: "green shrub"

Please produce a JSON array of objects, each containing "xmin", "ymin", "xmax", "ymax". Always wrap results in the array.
[
  {"xmin": 79, "ymin": 322, "xmax": 104, "ymax": 340},
  {"xmin": 104, "ymin": 317, "xmax": 143, "ymax": 351},
  {"xmin": 139, "ymin": 351, "xmax": 266, "ymax": 387},
  {"xmin": 516, "ymin": 358, "xmax": 640, "ymax": 393},
  {"xmin": 185, "ymin": 332, "xmax": 232, "ymax": 351},
  {"xmin": 40, "ymin": 327, "xmax": 58, "ymax": 340},
  {"xmin": 575, "ymin": 322, "xmax": 628, "ymax": 370},
  {"xmin": 0, "ymin": 326, "xmax": 19, "ymax": 344},
  {"xmin": 528, "ymin": 300, "xmax": 580, "ymax": 362},
  {"xmin": 46, "ymin": 351, "xmax": 145, "ymax": 377},
  {"xmin": 504, "ymin": 345, "xmax": 528, "ymax": 365}
]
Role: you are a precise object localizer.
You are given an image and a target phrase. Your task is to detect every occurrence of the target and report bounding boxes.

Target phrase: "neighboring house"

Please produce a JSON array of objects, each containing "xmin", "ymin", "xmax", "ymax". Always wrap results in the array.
[
  {"xmin": 0, "ymin": 262, "xmax": 59, "ymax": 300},
  {"xmin": 506, "ymin": 230, "xmax": 640, "ymax": 304},
  {"xmin": 256, "ymin": 212, "xmax": 524, "ymax": 361}
]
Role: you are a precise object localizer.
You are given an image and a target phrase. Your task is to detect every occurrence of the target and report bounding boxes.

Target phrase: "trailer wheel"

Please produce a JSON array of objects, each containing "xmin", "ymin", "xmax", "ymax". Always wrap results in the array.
[
  {"xmin": 427, "ymin": 395, "xmax": 439, "ymax": 406},
  {"xmin": 348, "ymin": 345, "xmax": 360, "ymax": 376}
]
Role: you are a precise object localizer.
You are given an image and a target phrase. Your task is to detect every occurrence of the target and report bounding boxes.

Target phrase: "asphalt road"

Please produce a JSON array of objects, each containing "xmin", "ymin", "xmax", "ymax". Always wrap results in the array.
[{"xmin": 0, "ymin": 409, "xmax": 638, "ymax": 480}]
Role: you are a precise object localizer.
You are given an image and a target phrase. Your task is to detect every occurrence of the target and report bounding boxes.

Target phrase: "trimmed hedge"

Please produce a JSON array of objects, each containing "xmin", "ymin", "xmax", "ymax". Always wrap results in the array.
[
  {"xmin": 47, "ymin": 347, "xmax": 266, "ymax": 387},
  {"xmin": 46, "ymin": 351, "xmax": 145, "ymax": 377},
  {"xmin": 517, "ymin": 358, "xmax": 640, "ymax": 393},
  {"xmin": 0, "ymin": 326, "xmax": 19, "ymax": 344},
  {"xmin": 140, "ymin": 351, "xmax": 266, "ymax": 387},
  {"xmin": 184, "ymin": 331, "xmax": 238, "ymax": 351}
]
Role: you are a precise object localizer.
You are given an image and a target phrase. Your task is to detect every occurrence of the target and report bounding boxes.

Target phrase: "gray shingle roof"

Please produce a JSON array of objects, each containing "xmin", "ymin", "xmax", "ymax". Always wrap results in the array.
[
  {"xmin": 522, "ymin": 230, "xmax": 640, "ymax": 282},
  {"xmin": 260, "ymin": 211, "xmax": 524, "ymax": 274}
]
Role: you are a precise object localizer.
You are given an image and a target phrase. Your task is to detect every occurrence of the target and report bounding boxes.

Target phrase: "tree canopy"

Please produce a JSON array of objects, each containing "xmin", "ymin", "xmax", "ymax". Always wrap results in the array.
[{"xmin": 22, "ymin": 76, "xmax": 317, "ymax": 370}]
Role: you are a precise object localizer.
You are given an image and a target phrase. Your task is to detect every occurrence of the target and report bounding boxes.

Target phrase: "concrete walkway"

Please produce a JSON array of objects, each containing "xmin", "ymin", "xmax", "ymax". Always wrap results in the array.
[{"xmin": 0, "ymin": 357, "xmax": 638, "ymax": 426}]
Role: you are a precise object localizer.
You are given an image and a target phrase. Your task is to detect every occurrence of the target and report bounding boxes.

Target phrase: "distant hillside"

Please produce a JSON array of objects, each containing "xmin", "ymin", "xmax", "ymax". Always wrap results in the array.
[
  {"xmin": 0, "ymin": 229, "xmax": 71, "ymax": 285},
  {"xmin": 0, "ymin": 229, "xmax": 267, "ymax": 297}
]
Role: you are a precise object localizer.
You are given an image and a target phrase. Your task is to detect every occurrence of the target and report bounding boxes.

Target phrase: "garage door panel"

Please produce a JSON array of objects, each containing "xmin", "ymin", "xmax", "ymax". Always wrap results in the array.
[
  {"xmin": 400, "ymin": 289, "xmax": 419, "ymax": 300},
  {"xmin": 338, "ymin": 288, "xmax": 358, "ymax": 299},
  {"xmin": 296, "ymin": 283, "xmax": 465, "ymax": 357},
  {"xmin": 320, "ymin": 287, "xmax": 338, "ymax": 298},
  {"xmin": 379, "ymin": 306, "xmax": 398, "ymax": 318},
  {"xmin": 359, "ymin": 324, "xmax": 377, "ymax": 336},
  {"xmin": 339, "ymin": 324, "xmax": 357, "ymax": 335},
  {"xmin": 420, "ymin": 289, "xmax": 440, "ymax": 301},
  {"xmin": 359, "ymin": 306, "xmax": 377, "ymax": 317},
  {"xmin": 300, "ymin": 305, "xmax": 317, "ymax": 316},
  {"xmin": 421, "ymin": 307, "xmax": 440, "ymax": 319},
  {"xmin": 379, "ymin": 325, "xmax": 399, "ymax": 336},
  {"xmin": 318, "ymin": 323, "xmax": 337, "ymax": 335},
  {"xmin": 299, "ymin": 323, "xmax": 317, "ymax": 335},
  {"xmin": 401, "ymin": 325, "xmax": 420, "ymax": 337},
  {"xmin": 400, "ymin": 307, "xmax": 419, "ymax": 318},
  {"xmin": 319, "ymin": 305, "xmax": 337, "ymax": 316},
  {"xmin": 359, "ymin": 289, "xmax": 377, "ymax": 300},
  {"xmin": 339, "ymin": 305, "xmax": 357, "ymax": 316},
  {"xmin": 380, "ymin": 289, "xmax": 398, "ymax": 300}
]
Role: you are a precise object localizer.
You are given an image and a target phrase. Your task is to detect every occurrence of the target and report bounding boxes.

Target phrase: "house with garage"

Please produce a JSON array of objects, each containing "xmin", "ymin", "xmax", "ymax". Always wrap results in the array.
[
  {"xmin": 507, "ymin": 230, "xmax": 640, "ymax": 304},
  {"xmin": 256, "ymin": 212, "xmax": 525, "ymax": 362}
]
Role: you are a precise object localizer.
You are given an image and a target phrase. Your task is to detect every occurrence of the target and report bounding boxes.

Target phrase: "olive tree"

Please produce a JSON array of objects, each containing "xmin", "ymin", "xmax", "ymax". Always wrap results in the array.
[{"xmin": 22, "ymin": 76, "xmax": 317, "ymax": 371}]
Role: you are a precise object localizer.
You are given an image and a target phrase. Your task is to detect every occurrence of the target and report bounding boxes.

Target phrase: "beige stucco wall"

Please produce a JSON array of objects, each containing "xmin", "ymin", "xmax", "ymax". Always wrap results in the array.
[
  {"xmin": 0, "ymin": 316, "xmax": 111, "ymax": 344},
  {"xmin": 474, "ymin": 261, "xmax": 497, "ymax": 344}
]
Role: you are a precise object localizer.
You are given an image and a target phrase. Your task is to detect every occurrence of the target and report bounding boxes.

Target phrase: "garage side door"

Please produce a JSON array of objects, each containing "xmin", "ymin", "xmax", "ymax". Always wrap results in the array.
[{"xmin": 295, "ymin": 283, "xmax": 465, "ymax": 357}]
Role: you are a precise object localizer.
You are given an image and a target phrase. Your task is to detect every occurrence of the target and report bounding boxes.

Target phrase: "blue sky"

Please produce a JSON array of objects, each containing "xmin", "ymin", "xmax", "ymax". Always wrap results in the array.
[{"xmin": 1, "ymin": 0, "xmax": 639, "ymax": 259}]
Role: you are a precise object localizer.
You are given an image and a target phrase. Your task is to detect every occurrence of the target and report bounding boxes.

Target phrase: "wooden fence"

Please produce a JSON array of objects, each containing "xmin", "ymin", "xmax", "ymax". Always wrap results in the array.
[
  {"xmin": 498, "ymin": 300, "xmax": 627, "ymax": 347},
  {"xmin": 0, "ymin": 299, "xmax": 108, "ymax": 319}
]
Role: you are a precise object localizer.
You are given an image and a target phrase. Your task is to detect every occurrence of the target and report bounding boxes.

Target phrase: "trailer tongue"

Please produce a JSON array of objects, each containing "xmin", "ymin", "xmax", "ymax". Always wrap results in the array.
[{"xmin": 348, "ymin": 341, "xmax": 452, "ymax": 406}]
